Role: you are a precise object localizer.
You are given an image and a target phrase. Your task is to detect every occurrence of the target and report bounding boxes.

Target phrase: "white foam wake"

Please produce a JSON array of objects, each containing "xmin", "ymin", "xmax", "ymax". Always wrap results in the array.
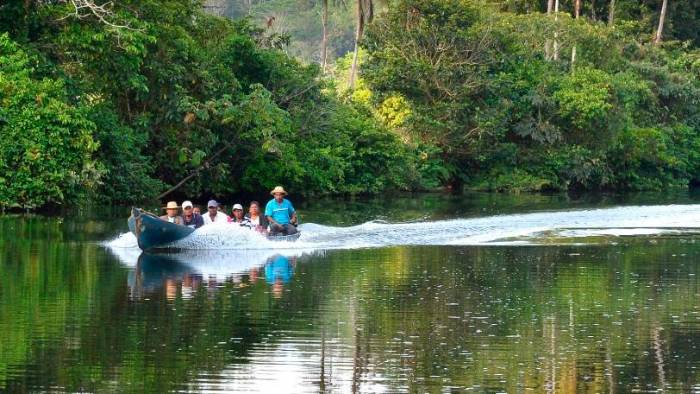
[{"xmin": 106, "ymin": 204, "xmax": 700, "ymax": 252}]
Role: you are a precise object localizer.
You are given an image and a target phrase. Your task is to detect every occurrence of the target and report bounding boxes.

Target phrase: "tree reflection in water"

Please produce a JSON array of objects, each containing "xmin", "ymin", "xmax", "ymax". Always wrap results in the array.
[{"xmin": 3, "ymin": 219, "xmax": 700, "ymax": 391}]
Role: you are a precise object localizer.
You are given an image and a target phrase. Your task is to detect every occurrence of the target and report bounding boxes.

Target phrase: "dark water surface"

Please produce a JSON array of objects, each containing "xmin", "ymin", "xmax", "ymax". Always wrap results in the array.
[{"xmin": 3, "ymin": 193, "xmax": 700, "ymax": 392}]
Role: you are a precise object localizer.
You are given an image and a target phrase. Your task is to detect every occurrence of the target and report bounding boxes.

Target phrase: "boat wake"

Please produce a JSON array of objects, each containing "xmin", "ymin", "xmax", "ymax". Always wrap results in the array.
[
  {"xmin": 107, "ymin": 204, "xmax": 700, "ymax": 253},
  {"xmin": 106, "ymin": 204, "xmax": 700, "ymax": 278}
]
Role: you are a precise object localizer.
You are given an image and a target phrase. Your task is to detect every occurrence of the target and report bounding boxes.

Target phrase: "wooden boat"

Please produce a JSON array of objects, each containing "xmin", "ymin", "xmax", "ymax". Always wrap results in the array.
[
  {"xmin": 128, "ymin": 207, "xmax": 301, "ymax": 250},
  {"xmin": 128, "ymin": 207, "xmax": 195, "ymax": 251}
]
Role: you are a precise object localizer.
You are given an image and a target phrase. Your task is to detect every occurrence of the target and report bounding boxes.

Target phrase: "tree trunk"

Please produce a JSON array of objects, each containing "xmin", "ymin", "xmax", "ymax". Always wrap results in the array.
[
  {"xmin": 571, "ymin": 0, "xmax": 581, "ymax": 68},
  {"xmin": 349, "ymin": 0, "xmax": 365, "ymax": 89},
  {"xmin": 546, "ymin": 0, "xmax": 554, "ymax": 60},
  {"xmin": 321, "ymin": 0, "xmax": 329, "ymax": 73},
  {"xmin": 574, "ymin": 0, "xmax": 581, "ymax": 18},
  {"xmin": 654, "ymin": 0, "xmax": 668, "ymax": 45},
  {"xmin": 608, "ymin": 0, "xmax": 615, "ymax": 25},
  {"xmin": 366, "ymin": 0, "xmax": 374, "ymax": 23},
  {"xmin": 553, "ymin": 0, "xmax": 560, "ymax": 61}
]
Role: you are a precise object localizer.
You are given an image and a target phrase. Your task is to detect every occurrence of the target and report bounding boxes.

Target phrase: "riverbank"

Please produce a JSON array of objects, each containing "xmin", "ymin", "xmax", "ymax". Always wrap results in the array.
[{"xmin": 6, "ymin": 190, "xmax": 700, "ymax": 225}]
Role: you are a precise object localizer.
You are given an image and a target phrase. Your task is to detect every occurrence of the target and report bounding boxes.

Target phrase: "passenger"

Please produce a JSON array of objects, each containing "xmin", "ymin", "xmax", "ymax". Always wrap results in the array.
[
  {"xmin": 159, "ymin": 201, "xmax": 183, "ymax": 225},
  {"xmin": 203, "ymin": 199, "xmax": 229, "ymax": 224},
  {"xmin": 228, "ymin": 203, "xmax": 249, "ymax": 226},
  {"xmin": 245, "ymin": 201, "xmax": 268, "ymax": 233},
  {"xmin": 181, "ymin": 200, "xmax": 204, "ymax": 229},
  {"xmin": 265, "ymin": 186, "xmax": 298, "ymax": 236}
]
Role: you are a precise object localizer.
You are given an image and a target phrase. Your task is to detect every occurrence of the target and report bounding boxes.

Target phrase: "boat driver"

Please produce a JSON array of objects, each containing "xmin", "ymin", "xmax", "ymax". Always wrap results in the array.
[{"xmin": 265, "ymin": 186, "xmax": 298, "ymax": 236}]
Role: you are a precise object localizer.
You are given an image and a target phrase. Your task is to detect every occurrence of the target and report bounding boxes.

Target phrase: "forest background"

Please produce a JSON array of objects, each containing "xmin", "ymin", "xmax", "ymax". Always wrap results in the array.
[{"xmin": 2, "ymin": 0, "xmax": 700, "ymax": 209}]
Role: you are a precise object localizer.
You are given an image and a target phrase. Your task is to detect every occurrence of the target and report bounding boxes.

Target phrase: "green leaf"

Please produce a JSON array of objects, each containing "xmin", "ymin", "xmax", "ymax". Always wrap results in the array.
[
  {"xmin": 191, "ymin": 150, "xmax": 206, "ymax": 167},
  {"xmin": 178, "ymin": 148, "xmax": 188, "ymax": 164}
]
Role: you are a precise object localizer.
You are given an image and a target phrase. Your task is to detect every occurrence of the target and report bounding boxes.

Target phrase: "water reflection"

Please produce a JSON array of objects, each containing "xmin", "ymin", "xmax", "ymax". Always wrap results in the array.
[
  {"xmin": 6, "ymin": 204, "xmax": 700, "ymax": 392},
  {"xmin": 265, "ymin": 255, "xmax": 295, "ymax": 298},
  {"xmin": 126, "ymin": 251, "xmax": 301, "ymax": 301}
]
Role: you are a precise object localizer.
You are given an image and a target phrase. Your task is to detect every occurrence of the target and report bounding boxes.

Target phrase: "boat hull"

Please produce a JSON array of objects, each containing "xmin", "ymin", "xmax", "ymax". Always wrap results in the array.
[
  {"xmin": 128, "ymin": 207, "xmax": 301, "ymax": 249},
  {"xmin": 128, "ymin": 208, "xmax": 195, "ymax": 251}
]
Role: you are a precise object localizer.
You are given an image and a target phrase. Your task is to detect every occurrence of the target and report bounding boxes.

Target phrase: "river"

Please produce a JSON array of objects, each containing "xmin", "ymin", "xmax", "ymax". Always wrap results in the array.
[{"xmin": 2, "ymin": 192, "xmax": 700, "ymax": 392}]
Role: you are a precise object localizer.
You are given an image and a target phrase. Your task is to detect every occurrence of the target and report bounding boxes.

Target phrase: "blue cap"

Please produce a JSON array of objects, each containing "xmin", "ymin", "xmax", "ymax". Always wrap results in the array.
[{"xmin": 207, "ymin": 199, "xmax": 219, "ymax": 208}]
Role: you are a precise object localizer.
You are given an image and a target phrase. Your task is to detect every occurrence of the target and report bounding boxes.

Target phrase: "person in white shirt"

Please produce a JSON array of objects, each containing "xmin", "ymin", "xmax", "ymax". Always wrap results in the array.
[{"xmin": 203, "ymin": 199, "xmax": 229, "ymax": 224}]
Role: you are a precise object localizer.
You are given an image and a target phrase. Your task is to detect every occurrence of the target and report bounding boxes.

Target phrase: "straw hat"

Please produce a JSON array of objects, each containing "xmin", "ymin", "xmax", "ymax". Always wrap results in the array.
[
  {"xmin": 163, "ymin": 201, "xmax": 179, "ymax": 210},
  {"xmin": 270, "ymin": 186, "xmax": 287, "ymax": 195}
]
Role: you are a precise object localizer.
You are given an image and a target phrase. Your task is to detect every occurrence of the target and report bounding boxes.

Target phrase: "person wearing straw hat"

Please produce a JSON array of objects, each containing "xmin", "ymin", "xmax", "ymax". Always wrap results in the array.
[
  {"xmin": 159, "ymin": 201, "xmax": 184, "ymax": 225},
  {"xmin": 265, "ymin": 186, "xmax": 298, "ymax": 236}
]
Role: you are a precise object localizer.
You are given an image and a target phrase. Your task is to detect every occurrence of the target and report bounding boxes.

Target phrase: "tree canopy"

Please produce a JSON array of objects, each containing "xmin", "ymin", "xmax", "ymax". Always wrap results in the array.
[
  {"xmin": 2, "ymin": 0, "xmax": 700, "ymax": 208},
  {"xmin": 0, "ymin": 0, "xmax": 417, "ymax": 209},
  {"xmin": 361, "ymin": 0, "xmax": 700, "ymax": 191}
]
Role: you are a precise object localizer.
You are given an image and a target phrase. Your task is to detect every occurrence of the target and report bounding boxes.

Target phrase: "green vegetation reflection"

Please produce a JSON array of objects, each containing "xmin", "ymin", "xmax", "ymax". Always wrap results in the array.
[{"xmin": 2, "ymin": 232, "xmax": 700, "ymax": 391}]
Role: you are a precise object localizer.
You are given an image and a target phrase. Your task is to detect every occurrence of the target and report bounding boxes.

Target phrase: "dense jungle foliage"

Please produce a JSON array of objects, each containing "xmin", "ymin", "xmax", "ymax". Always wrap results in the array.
[
  {"xmin": 0, "ymin": 0, "xmax": 416, "ymax": 209},
  {"xmin": 361, "ymin": 0, "xmax": 700, "ymax": 192},
  {"xmin": 1, "ymin": 0, "xmax": 700, "ymax": 208}
]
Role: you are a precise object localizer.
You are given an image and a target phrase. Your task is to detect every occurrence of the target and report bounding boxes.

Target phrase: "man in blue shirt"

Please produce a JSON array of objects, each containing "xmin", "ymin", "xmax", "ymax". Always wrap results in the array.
[{"xmin": 265, "ymin": 186, "xmax": 298, "ymax": 235}]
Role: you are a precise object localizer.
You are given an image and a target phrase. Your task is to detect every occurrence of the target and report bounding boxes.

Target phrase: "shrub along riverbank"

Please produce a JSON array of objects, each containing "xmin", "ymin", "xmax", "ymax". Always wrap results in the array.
[{"xmin": 2, "ymin": 0, "xmax": 700, "ymax": 209}]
